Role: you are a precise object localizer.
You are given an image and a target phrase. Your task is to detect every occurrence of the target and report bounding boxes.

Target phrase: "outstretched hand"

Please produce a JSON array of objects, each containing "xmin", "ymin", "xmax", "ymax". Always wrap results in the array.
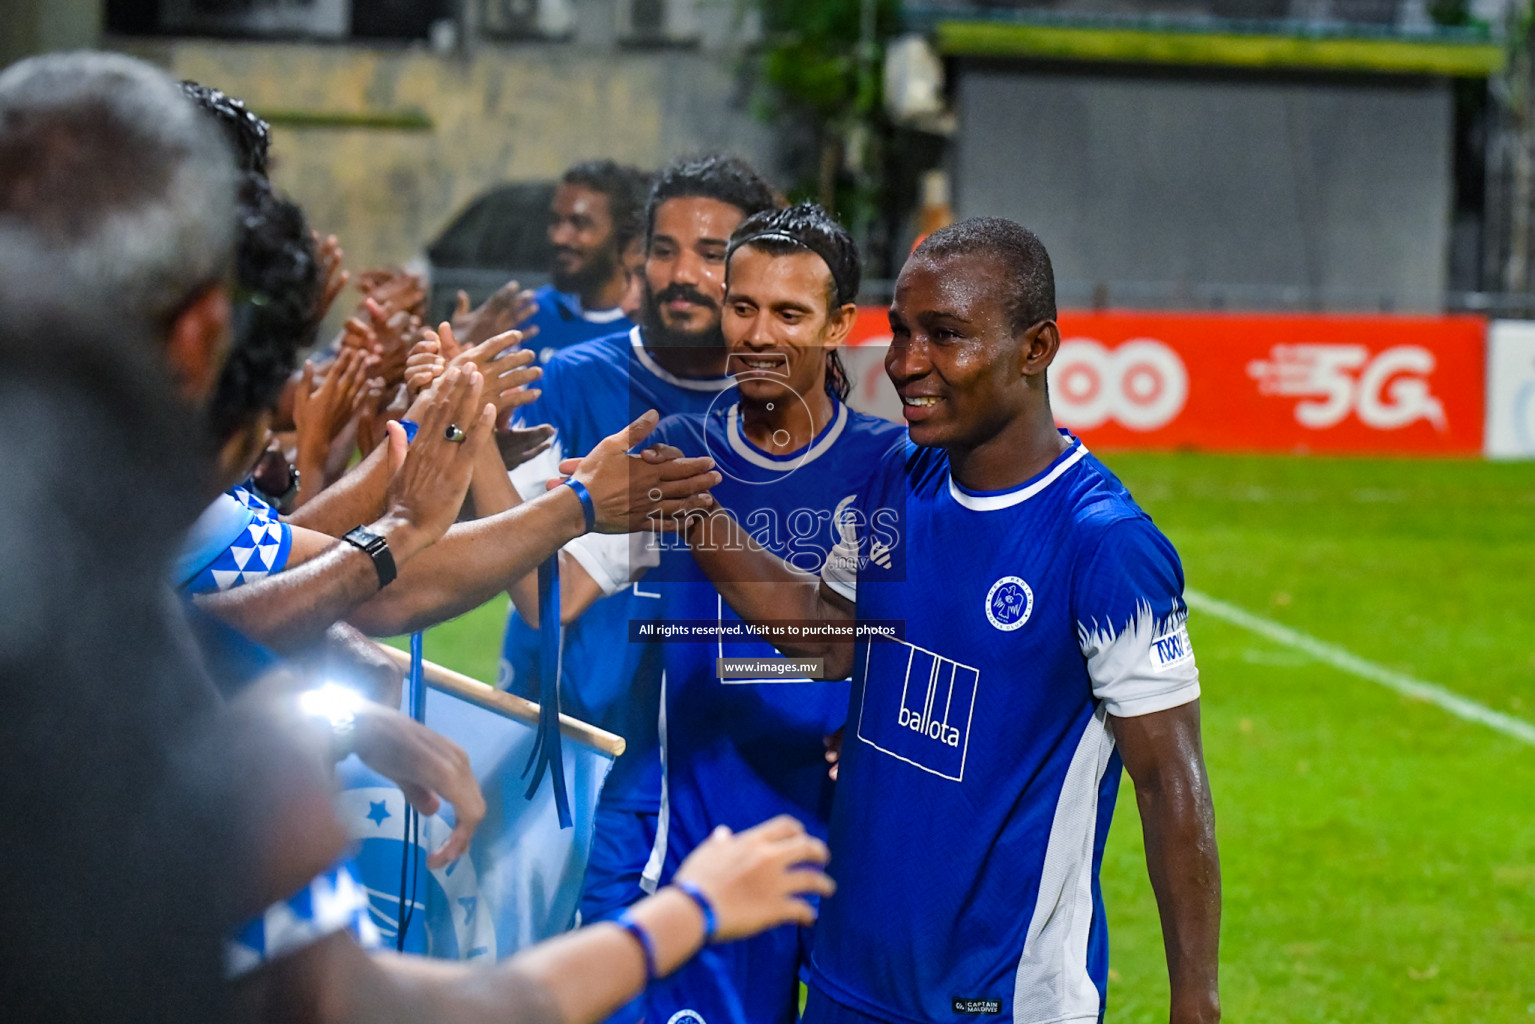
[
  {"xmin": 351, "ymin": 703, "xmax": 486, "ymax": 869},
  {"xmin": 440, "ymin": 322, "xmax": 543, "ymax": 422},
  {"xmin": 673, "ymin": 815, "xmax": 835, "ymax": 940},
  {"xmin": 381, "ymin": 366, "xmax": 495, "ymax": 557},
  {"xmin": 555, "ymin": 410, "xmax": 719, "ymax": 533},
  {"xmin": 451, "ymin": 279, "xmax": 540, "ymax": 349},
  {"xmin": 293, "ymin": 350, "xmax": 369, "ymax": 454},
  {"xmin": 311, "ymin": 231, "xmax": 349, "ymax": 321}
]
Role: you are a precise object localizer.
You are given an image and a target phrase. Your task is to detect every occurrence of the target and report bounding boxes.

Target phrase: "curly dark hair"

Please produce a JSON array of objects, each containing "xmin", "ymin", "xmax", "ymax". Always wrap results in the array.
[
  {"xmin": 207, "ymin": 173, "xmax": 319, "ymax": 442},
  {"xmin": 726, "ymin": 203, "xmax": 858, "ymax": 401},
  {"xmin": 645, "ymin": 154, "xmax": 778, "ymax": 243},
  {"xmin": 179, "ymin": 80, "xmax": 270, "ymax": 178}
]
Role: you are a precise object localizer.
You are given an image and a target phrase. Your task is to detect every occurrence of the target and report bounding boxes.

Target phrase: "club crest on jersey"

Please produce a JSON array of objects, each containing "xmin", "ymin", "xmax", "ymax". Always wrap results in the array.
[
  {"xmin": 666, "ymin": 1012, "xmax": 708, "ymax": 1024},
  {"xmin": 984, "ymin": 576, "xmax": 1033, "ymax": 631}
]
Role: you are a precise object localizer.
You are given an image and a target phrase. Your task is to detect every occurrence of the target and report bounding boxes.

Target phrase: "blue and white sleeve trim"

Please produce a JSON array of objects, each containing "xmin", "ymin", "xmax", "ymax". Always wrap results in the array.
[{"xmin": 226, "ymin": 860, "xmax": 381, "ymax": 977}]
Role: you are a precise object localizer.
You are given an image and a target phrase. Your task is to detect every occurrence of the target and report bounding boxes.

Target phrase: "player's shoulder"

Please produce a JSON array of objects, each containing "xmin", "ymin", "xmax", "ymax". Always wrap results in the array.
[
  {"xmin": 1063, "ymin": 450, "xmax": 1180, "ymax": 567},
  {"xmin": 544, "ymin": 327, "xmax": 631, "ymax": 370},
  {"xmin": 538, "ymin": 329, "xmax": 634, "ymax": 401},
  {"xmin": 651, "ymin": 408, "xmax": 712, "ymax": 451},
  {"xmin": 842, "ymin": 407, "xmax": 907, "ymax": 449}
]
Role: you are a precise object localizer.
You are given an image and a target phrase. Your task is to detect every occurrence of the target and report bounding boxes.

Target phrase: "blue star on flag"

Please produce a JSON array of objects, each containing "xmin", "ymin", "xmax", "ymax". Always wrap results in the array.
[{"xmin": 366, "ymin": 800, "xmax": 391, "ymax": 826}]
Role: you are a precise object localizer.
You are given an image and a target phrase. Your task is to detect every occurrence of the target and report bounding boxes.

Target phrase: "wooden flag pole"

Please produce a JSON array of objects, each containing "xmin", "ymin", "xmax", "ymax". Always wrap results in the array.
[{"xmin": 372, "ymin": 642, "xmax": 625, "ymax": 758}]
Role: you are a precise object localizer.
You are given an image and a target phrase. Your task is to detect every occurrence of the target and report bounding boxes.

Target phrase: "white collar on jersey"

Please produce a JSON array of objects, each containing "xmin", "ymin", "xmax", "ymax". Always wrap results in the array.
[
  {"xmin": 946, "ymin": 438, "xmax": 1089, "ymax": 511},
  {"xmin": 580, "ymin": 304, "xmax": 628, "ymax": 324},
  {"xmin": 548, "ymin": 287, "xmax": 626, "ymax": 323},
  {"xmin": 725, "ymin": 400, "xmax": 849, "ymax": 471},
  {"xmin": 628, "ymin": 326, "xmax": 736, "ymax": 392}
]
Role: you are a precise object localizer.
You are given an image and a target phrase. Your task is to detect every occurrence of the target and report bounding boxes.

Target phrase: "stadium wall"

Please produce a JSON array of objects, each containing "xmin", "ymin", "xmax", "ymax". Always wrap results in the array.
[
  {"xmin": 948, "ymin": 62, "xmax": 1455, "ymax": 313},
  {"xmin": 845, "ymin": 310, "xmax": 1535, "ymax": 460},
  {"xmin": 114, "ymin": 38, "xmax": 775, "ymax": 279}
]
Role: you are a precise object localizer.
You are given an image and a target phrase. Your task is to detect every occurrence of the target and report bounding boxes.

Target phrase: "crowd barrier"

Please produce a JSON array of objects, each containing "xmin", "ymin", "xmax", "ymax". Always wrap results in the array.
[{"xmin": 843, "ymin": 308, "xmax": 1535, "ymax": 459}]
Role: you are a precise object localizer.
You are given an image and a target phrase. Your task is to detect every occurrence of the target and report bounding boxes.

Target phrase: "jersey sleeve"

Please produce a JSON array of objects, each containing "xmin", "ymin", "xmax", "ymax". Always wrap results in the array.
[
  {"xmin": 1072, "ymin": 516, "xmax": 1201, "ymax": 718},
  {"xmin": 225, "ymin": 859, "xmax": 379, "ymax": 978},
  {"xmin": 565, "ymin": 531, "xmax": 661, "ymax": 597},
  {"xmin": 180, "ymin": 489, "xmax": 293, "ymax": 594},
  {"xmin": 507, "ymin": 351, "xmax": 570, "ymax": 500},
  {"xmin": 818, "ymin": 438, "xmax": 907, "ymax": 604},
  {"xmin": 820, "ymin": 526, "xmax": 860, "ymax": 602}
]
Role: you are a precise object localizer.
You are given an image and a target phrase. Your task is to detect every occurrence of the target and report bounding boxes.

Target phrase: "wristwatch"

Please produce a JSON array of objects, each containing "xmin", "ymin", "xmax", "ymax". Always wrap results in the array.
[{"xmin": 342, "ymin": 525, "xmax": 397, "ymax": 588}]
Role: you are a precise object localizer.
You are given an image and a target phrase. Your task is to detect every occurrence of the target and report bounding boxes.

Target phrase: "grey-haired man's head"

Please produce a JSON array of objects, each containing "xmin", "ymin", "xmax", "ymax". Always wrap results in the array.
[{"xmin": 0, "ymin": 51, "xmax": 238, "ymax": 335}]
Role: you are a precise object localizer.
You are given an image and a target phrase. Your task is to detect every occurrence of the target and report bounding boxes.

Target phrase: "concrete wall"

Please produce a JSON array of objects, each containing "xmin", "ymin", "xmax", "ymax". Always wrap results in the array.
[
  {"xmin": 952, "ymin": 63, "xmax": 1454, "ymax": 311},
  {"xmin": 117, "ymin": 38, "xmax": 775, "ymax": 275},
  {"xmin": 0, "ymin": 0, "xmax": 100, "ymax": 68}
]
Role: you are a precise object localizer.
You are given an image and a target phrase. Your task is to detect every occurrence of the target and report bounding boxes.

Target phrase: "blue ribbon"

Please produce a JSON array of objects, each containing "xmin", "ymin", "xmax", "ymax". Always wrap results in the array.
[
  {"xmin": 396, "ymin": 630, "xmax": 426, "ymax": 949},
  {"xmin": 522, "ymin": 555, "xmax": 572, "ymax": 828}
]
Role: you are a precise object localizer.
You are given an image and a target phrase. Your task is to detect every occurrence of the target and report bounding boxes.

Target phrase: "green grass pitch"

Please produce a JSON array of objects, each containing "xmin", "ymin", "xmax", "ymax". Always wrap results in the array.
[{"xmin": 399, "ymin": 452, "xmax": 1535, "ymax": 1022}]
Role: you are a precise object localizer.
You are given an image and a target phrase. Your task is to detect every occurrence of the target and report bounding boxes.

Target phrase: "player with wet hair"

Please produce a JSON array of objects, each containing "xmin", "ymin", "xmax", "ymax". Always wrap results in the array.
[{"xmin": 665, "ymin": 217, "xmax": 1222, "ymax": 1024}]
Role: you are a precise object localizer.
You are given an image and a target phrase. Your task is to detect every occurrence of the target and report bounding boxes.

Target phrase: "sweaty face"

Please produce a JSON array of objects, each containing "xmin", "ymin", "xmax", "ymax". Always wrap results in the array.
[
  {"xmin": 548, "ymin": 183, "xmax": 618, "ymax": 294},
  {"xmin": 885, "ymin": 252, "xmax": 1029, "ymax": 450},
  {"xmin": 641, "ymin": 196, "xmax": 745, "ymax": 347},
  {"xmin": 723, "ymin": 246, "xmax": 838, "ymax": 407}
]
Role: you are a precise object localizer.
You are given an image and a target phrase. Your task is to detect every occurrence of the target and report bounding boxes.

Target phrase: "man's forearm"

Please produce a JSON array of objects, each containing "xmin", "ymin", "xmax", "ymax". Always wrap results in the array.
[
  {"xmin": 1118, "ymin": 706, "xmax": 1222, "ymax": 1023},
  {"xmin": 287, "ymin": 442, "xmax": 391, "ymax": 537},
  {"xmin": 685, "ymin": 510, "xmax": 853, "ymax": 674},
  {"xmin": 1141, "ymin": 782, "xmax": 1220, "ymax": 1022},
  {"xmin": 347, "ymin": 487, "xmax": 587, "ymax": 637},
  {"xmin": 196, "ymin": 540, "xmax": 399, "ymax": 652}
]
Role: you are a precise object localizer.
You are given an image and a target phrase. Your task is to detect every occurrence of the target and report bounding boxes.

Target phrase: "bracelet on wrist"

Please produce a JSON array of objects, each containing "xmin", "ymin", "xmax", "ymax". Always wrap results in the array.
[
  {"xmin": 674, "ymin": 881, "xmax": 719, "ymax": 944},
  {"xmin": 614, "ymin": 910, "xmax": 657, "ymax": 982},
  {"xmin": 563, "ymin": 478, "xmax": 597, "ymax": 533}
]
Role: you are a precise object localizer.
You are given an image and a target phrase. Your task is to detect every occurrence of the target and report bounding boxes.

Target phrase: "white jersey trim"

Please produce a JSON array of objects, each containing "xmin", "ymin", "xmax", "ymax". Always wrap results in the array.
[
  {"xmin": 1012, "ymin": 705, "xmax": 1115, "ymax": 1024},
  {"xmin": 580, "ymin": 305, "xmax": 628, "ymax": 324},
  {"xmin": 629, "ymin": 327, "xmax": 736, "ymax": 392},
  {"xmin": 725, "ymin": 401, "xmax": 849, "ymax": 471},
  {"xmin": 948, "ymin": 444, "xmax": 1088, "ymax": 512}
]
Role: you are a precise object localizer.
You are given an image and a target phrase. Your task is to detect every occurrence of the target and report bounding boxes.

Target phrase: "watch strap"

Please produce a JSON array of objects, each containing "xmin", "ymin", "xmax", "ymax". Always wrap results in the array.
[{"xmin": 342, "ymin": 525, "xmax": 397, "ymax": 588}]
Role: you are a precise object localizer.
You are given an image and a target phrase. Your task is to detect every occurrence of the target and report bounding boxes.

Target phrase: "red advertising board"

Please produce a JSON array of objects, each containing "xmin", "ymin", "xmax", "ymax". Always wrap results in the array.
[{"xmin": 847, "ymin": 309, "xmax": 1487, "ymax": 455}]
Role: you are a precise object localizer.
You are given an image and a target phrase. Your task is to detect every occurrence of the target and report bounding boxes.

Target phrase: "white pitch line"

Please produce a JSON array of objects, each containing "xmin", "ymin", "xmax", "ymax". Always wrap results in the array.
[{"xmin": 1185, "ymin": 588, "xmax": 1535, "ymax": 747}]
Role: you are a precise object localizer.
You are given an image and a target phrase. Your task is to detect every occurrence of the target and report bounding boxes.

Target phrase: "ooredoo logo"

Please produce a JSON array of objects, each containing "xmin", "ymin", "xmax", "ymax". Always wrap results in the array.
[
  {"xmin": 1051, "ymin": 338, "xmax": 1189, "ymax": 431},
  {"xmin": 1246, "ymin": 344, "xmax": 1447, "ymax": 431}
]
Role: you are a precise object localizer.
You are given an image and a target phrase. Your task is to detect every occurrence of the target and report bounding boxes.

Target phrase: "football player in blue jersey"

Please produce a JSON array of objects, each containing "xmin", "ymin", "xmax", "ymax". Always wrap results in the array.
[
  {"xmin": 631, "ymin": 204, "xmax": 906, "ymax": 1024},
  {"xmin": 519, "ymin": 160, "xmax": 652, "ymax": 363},
  {"xmin": 491, "ymin": 156, "xmax": 780, "ymax": 945},
  {"xmin": 665, "ymin": 219, "xmax": 1221, "ymax": 1024}
]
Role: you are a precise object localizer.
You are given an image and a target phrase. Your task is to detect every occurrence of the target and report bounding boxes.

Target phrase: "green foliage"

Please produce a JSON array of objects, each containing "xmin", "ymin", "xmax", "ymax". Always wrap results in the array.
[{"xmin": 749, "ymin": 0, "xmax": 902, "ymax": 224}]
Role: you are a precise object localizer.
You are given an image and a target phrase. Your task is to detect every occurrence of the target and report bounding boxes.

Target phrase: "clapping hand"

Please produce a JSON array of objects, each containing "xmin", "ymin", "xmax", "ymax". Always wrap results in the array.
[
  {"xmin": 378, "ymin": 366, "xmax": 495, "ymax": 556},
  {"xmin": 451, "ymin": 279, "xmax": 540, "ymax": 349},
  {"xmin": 554, "ymin": 410, "xmax": 719, "ymax": 534}
]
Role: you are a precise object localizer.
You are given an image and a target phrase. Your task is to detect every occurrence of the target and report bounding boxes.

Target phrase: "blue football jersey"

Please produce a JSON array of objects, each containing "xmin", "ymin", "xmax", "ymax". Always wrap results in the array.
[
  {"xmin": 807, "ymin": 435, "xmax": 1201, "ymax": 1024},
  {"xmin": 522, "ymin": 283, "xmax": 631, "ymax": 364},
  {"xmin": 503, "ymin": 325, "xmax": 736, "ymax": 811},
  {"xmin": 642, "ymin": 401, "xmax": 904, "ymax": 1024}
]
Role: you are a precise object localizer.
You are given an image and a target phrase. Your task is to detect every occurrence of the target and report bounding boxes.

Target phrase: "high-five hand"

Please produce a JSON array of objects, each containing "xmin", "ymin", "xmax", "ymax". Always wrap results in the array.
[
  {"xmin": 557, "ymin": 410, "xmax": 720, "ymax": 533},
  {"xmin": 378, "ymin": 367, "xmax": 495, "ymax": 560}
]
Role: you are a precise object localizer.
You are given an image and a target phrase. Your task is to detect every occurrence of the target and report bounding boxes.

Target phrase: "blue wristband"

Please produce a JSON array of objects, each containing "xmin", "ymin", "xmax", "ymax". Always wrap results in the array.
[
  {"xmin": 615, "ymin": 910, "xmax": 657, "ymax": 981},
  {"xmin": 676, "ymin": 881, "xmax": 718, "ymax": 943},
  {"xmin": 564, "ymin": 478, "xmax": 597, "ymax": 533}
]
